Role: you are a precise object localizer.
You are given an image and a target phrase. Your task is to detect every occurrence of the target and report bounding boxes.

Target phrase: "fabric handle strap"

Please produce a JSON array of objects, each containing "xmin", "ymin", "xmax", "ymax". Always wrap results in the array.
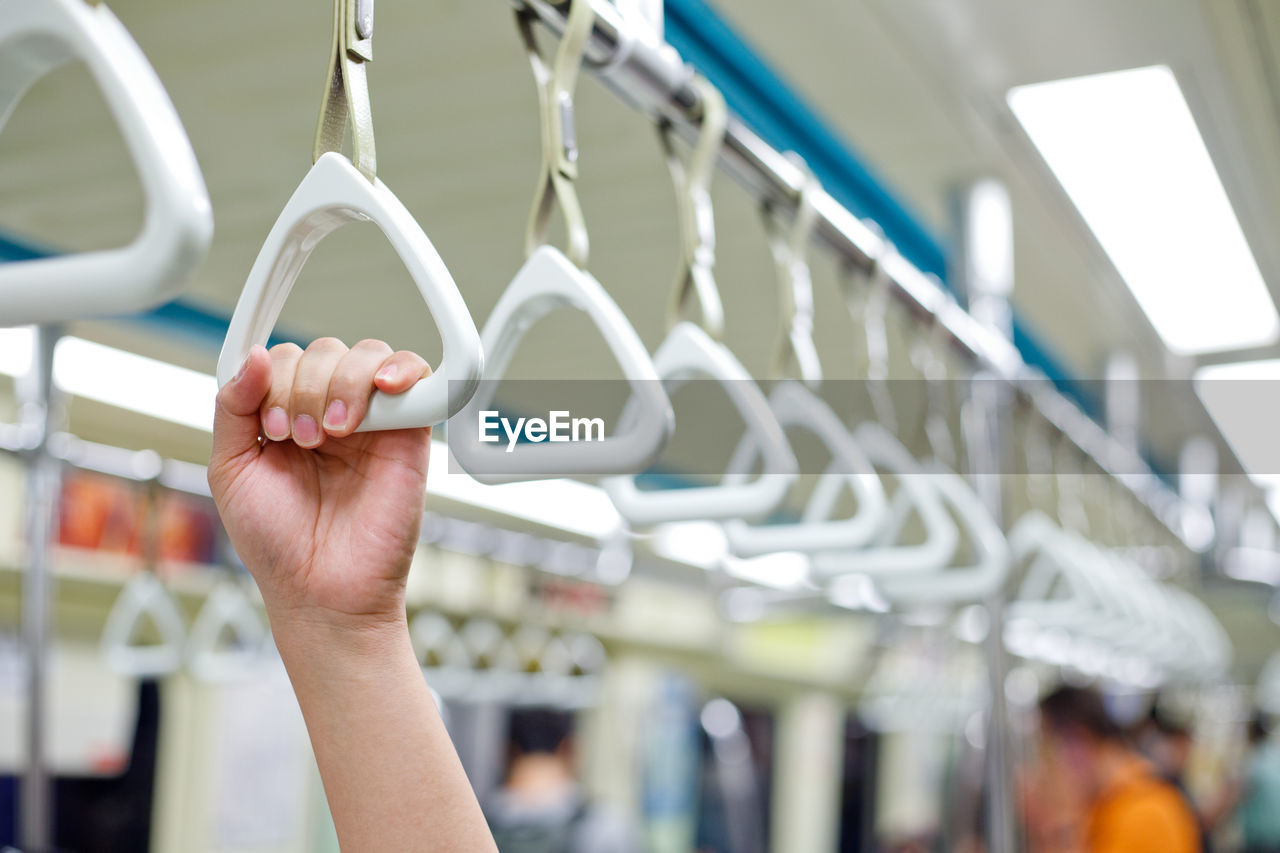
[
  {"xmin": 659, "ymin": 75, "xmax": 728, "ymax": 338},
  {"xmin": 314, "ymin": 0, "xmax": 376, "ymax": 181},
  {"xmin": 517, "ymin": 0, "xmax": 595, "ymax": 268}
]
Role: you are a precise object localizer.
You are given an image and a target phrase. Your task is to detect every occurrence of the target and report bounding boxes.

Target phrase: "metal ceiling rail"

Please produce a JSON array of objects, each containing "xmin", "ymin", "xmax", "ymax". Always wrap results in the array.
[{"xmin": 511, "ymin": 0, "xmax": 1198, "ymax": 546}]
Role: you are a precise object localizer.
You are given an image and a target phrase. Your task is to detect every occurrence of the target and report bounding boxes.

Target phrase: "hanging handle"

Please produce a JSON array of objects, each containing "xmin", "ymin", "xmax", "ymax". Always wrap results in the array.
[
  {"xmin": 454, "ymin": 246, "xmax": 673, "ymax": 481},
  {"xmin": 909, "ymin": 313, "xmax": 957, "ymax": 470},
  {"xmin": 600, "ymin": 77, "xmax": 796, "ymax": 524},
  {"xmin": 102, "ymin": 483, "xmax": 187, "ymax": 677},
  {"xmin": 217, "ymin": 0, "xmax": 482, "ymax": 429},
  {"xmin": 517, "ymin": 0, "xmax": 596, "ymax": 268},
  {"xmin": 723, "ymin": 380, "xmax": 888, "ymax": 555},
  {"xmin": 216, "ymin": 153, "xmax": 484, "ymax": 430},
  {"xmin": 314, "ymin": 0, "xmax": 376, "ymax": 180},
  {"xmin": 0, "ymin": 0, "xmax": 212, "ymax": 326},
  {"xmin": 765, "ymin": 166, "xmax": 822, "ymax": 387},
  {"xmin": 101, "ymin": 572, "xmax": 187, "ymax": 678},
  {"xmin": 810, "ymin": 422, "xmax": 959, "ymax": 578},
  {"xmin": 186, "ymin": 580, "xmax": 268, "ymax": 683},
  {"xmin": 844, "ymin": 234, "xmax": 899, "ymax": 433},
  {"xmin": 659, "ymin": 75, "xmax": 729, "ymax": 339},
  {"xmin": 601, "ymin": 322, "xmax": 797, "ymax": 526},
  {"xmin": 875, "ymin": 465, "xmax": 1011, "ymax": 605}
]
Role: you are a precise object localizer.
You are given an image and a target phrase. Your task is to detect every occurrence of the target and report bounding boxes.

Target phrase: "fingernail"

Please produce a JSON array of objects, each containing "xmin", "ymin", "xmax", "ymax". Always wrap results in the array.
[
  {"xmin": 232, "ymin": 354, "xmax": 250, "ymax": 383},
  {"xmin": 263, "ymin": 407, "xmax": 289, "ymax": 440},
  {"xmin": 293, "ymin": 414, "xmax": 319, "ymax": 446},
  {"xmin": 323, "ymin": 399, "xmax": 348, "ymax": 431},
  {"xmin": 376, "ymin": 364, "xmax": 398, "ymax": 383}
]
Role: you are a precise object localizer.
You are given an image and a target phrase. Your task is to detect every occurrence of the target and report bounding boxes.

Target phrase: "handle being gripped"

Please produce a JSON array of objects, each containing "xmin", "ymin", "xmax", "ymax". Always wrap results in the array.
[{"xmin": 216, "ymin": 153, "xmax": 482, "ymax": 431}]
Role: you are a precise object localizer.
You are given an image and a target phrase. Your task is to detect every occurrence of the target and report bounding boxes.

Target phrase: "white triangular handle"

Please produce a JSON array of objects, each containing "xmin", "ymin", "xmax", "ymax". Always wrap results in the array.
[
  {"xmin": 1006, "ymin": 511, "xmax": 1113, "ymax": 636},
  {"xmin": 216, "ymin": 152, "xmax": 483, "ymax": 430},
  {"xmin": 875, "ymin": 464, "xmax": 1010, "ymax": 605},
  {"xmin": 186, "ymin": 581, "xmax": 267, "ymax": 683},
  {"xmin": 724, "ymin": 381, "xmax": 888, "ymax": 555},
  {"xmin": 453, "ymin": 246, "xmax": 673, "ymax": 482},
  {"xmin": 0, "ymin": 0, "xmax": 212, "ymax": 325},
  {"xmin": 101, "ymin": 573, "xmax": 187, "ymax": 678},
  {"xmin": 602, "ymin": 323, "xmax": 796, "ymax": 526},
  {"xmin": 810, "ymin": 422, "xmax": 958, "ymax": 578}
]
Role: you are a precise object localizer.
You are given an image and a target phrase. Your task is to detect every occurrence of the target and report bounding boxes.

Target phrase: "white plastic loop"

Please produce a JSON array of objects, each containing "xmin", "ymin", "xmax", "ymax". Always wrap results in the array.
[
  {"xmin": 601, "ymin": 322, "xmax": 796, "ymax": 525},
  {"xmin": 0, "ymin": 0, "xmax": 213, "ymax": 325},
  {"xmin": 1007, "ymin": 511, "xmax": 1115, "ymax": 639},
  {"xmin": 216, "ymin": 152, "xmax": 484, "ymax": 430},
  {"xmin": 454, "ymin": 245, "xmax": 673, "ymax": 482},
  {"xmin": 723, "ymin": 381, "xmax": 887, "ymax": 555},
  {"xmin": 874, "ymin": 464, "xmax": 1010, "ymax": 606},
  {"xmin": 185, "ymin": 581, "xmax": 267, "ymax": 683},
  {"xmin": 101, "ymin": 572, "xmax": 187, "ymax": 678},
  {"xmin": 810, "ymin": 422, "xmax": 958, "ymax": 579}
]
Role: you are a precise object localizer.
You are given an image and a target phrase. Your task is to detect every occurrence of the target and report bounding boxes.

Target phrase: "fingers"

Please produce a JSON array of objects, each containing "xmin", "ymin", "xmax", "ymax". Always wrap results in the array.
[
  {"xmin": 323, "ymin": 339, "xmax": 393, "ymax": 437},
  {"xmin": 288, "ymin": 338, "xmax": 349, "ymax": 448},
  {"xmin": 260, "ymin": 343, "xmax": 304, "ymax": 442},
  {"xmin": 256, "ymin": 339, "xmax": 433, "ymax": 446},
  {"xmin": 373, "ymin": 350, "xmax": 433, "ymax": 395},
  {"xmin": 209, "ymin": 346, "xmax": 273, "ymax": 487}
]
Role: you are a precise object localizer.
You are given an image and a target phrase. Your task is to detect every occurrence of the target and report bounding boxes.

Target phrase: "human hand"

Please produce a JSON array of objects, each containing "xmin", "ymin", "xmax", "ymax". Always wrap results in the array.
[{"xmin": 208, "ymin": 339, "xmax": 433, "ymax": 630}]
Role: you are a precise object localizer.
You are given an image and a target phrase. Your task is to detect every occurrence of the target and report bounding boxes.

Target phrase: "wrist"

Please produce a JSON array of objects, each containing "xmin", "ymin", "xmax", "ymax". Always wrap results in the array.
[{"xmin": 266, "ymin": 602, "xmax": 414, "ymax": 674}]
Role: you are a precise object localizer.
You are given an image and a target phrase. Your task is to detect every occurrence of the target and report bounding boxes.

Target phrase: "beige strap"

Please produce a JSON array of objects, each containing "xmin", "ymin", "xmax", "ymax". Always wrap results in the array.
[
  {"xmin": 851, "ymin": 238, "xmax": 898, "ymax": 432},
  {"xmin": 517, "ymin": 0, "xmax": 595, "ymax": 269},
  {"xmin": 765, "ymin": 167, "xmax": 822, "ymax": 385},
  {"xmin": 911, "ymin": 314, "xmax": 956, "ymax": 468},
  {"xmin": 659, "ymin": 75, "xmax": 728, "ymax": 338},
  {"xmin": 314, "ymin": 0, "xmax": 376, "ymax": 181}
]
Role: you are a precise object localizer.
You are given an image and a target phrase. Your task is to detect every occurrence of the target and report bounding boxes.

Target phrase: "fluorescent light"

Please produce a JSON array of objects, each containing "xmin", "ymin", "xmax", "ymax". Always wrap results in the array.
[
  {"xmin": 1194, "ymin": 360, "xmax": 1280, "ymax": 497},
  {"xmin": 426, "ymin": 442, "xmax": 622, "ymax": 539},
  {"xmin": 53, "ymin": 337, "xmax": 216, "ymax": 431},
  {"xmin": 0, "ymin": 330, "xmax": 216, "ymax": 430},
  {"xmin": 1009, "ymin": 66, "xmax": 1277, "ymax": 355}
]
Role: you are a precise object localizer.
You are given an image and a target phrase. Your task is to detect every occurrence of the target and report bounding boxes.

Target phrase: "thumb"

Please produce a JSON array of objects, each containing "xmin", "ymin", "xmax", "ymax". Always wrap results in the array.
[{"xmin": 209, "ymin": 345, "xmax": 272, "ymax": 486}]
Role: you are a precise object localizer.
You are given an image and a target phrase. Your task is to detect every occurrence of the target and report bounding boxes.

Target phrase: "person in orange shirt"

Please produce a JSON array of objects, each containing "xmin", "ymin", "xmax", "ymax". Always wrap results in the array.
[{"xmin": 1038, "ymin": 685, "xmax": 1201, "ymax": 853}]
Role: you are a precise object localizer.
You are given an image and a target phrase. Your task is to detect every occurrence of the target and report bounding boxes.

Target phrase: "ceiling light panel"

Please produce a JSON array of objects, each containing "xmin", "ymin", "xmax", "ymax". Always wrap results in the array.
[{"xmin": 1009, "ymin": 66, "xmax": 1277, "ymax": 355}]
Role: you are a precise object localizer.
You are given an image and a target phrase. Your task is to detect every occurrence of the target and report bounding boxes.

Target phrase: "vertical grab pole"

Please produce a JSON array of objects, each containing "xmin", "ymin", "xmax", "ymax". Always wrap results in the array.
[
  {"xmin": 19, "ymin": 325, "xmax": 64, "ymax": 853},
  {"xmin": 952, "ymin": 179, "xmax": 1016, "ymax": 853}
]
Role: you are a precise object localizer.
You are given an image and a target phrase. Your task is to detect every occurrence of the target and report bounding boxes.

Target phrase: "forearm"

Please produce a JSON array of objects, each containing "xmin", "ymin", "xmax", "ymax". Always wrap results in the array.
[{"xmin": 269, "ymin": 608, "xmax": 496, "ymax": 852}]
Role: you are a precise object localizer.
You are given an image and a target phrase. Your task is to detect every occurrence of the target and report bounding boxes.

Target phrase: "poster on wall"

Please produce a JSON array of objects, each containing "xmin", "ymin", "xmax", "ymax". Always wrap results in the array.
[{"xmin": 58, "ymin": 471, "xmax": 221, "ymax": 569}]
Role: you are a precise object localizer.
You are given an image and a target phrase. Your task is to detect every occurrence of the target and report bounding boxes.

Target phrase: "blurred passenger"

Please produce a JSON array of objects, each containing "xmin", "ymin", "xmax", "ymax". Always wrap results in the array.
[
  {"xmin": 1139, "ymin": 705, "xmax": 1211, "ymax": 852},
  {"xmin": 484, "ymin": 708, "xmax": 638, "ymax": 853},
  {"xmin": 1237, "ymin": 714, "xmax": 1280, "ymax": 853},
  {"xmin": 1038, "ymin": 685, "xmax": 1199, "ymax": 853}
]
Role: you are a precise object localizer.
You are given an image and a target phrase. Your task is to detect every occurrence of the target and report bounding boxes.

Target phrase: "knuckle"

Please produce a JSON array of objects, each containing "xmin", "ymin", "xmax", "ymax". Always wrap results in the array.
[
  {"xmin": 269, "ymin": 342, "xmax": 303, "ymax": 359},
  {"xmin": 329, "ymin": 363, "xmax": 369, "ymax": 393},
  {"xmin": 354, "ymin": 338, "xmax": 392, "ymax": 353},
  {"xmin": 291, "ymin": 374, "xmax": 330, "ymax": 402},
  {"xmin": 307, "ymin": 336, "xmax": 347, "ymax": 354}
]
